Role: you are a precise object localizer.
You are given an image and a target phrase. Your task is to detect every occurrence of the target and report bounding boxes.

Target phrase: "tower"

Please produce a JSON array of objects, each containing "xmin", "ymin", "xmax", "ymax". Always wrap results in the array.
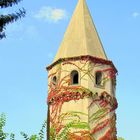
[{"xmin": 46, "ymin": 0, "xmax": 118, "ymax": 140}]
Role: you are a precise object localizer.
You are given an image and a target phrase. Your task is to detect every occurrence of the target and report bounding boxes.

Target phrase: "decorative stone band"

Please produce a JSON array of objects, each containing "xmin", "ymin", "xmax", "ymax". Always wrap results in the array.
[
  {"xmin": 48, "ymin": 88, "xmax": 118, "ymax": 112},
  {"xmin": 46, "ymin": 55, "xmax": 118, "ymax": 74}
]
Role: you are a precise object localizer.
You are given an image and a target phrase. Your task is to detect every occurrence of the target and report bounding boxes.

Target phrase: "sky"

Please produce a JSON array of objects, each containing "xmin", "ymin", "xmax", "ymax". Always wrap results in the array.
[{"xmin": 0, "ymin": 0, "xmax": 140, "ymax": 139}]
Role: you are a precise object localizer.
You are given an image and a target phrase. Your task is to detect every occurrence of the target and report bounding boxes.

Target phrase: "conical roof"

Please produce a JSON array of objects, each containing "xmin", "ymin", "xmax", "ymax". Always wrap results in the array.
[{"xmin": 54, "ymin": 0, "xmax": 107, "ymax": 62}]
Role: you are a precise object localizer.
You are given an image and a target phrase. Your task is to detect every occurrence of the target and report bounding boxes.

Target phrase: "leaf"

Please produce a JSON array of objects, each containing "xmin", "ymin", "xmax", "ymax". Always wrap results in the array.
[
  {"xmin": 68, "ymin": 122, "xmax": 90, "ymax": 130},
  {"xmin": 20, "ymin": 132, "xmax": 30, "ymax": 140},
  {"xmin": 10, "ymin": 133, "xmax": 15, "ymax": 140},
  {"xmin": 89, "ymin": 108, "xmax": 108, "ymax": 122}
]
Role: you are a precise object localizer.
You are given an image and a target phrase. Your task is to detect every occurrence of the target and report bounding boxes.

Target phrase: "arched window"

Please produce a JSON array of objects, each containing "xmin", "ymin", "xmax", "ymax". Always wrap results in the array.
[
  {"xmin": 52, "ymin": 76, "xmax": 57, "ymax": 85},
  {"xmin": 71, "ymin": 70, "xmax": 79, "ymax": 85},
  {"xmin": 95, "ymin": 71, "xmax": 102, "ymax": 86}
]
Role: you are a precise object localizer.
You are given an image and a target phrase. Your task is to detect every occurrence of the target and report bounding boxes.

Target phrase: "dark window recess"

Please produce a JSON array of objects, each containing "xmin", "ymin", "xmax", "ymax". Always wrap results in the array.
[
  {"xmin": 71, "ymin": 70, "xmax": 79, "ymax": 85},
  {"xmin": 52, "ymin": 76, "xmax": 57, "ymax": 84},
  {"xmin": 95, "ymin": 72, "xmax": 102, "ymax": 86}
]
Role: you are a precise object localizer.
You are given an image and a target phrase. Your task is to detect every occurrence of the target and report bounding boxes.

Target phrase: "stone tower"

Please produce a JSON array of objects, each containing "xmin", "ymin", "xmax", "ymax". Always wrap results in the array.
[{"xmin": 46, "ymin": 0, "xmax": 118, "ymax": 140}]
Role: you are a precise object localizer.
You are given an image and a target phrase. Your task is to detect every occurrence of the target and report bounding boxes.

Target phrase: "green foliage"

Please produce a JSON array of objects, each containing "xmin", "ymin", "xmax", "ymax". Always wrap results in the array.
[
  {"xmin": 49, "ymin": 127, "xmax": 56, "ymax": 140},
  {"xmin": 0, "ymin": 113, "xmax": 46, "ymax": 140},
  {"xmin": 0, "ymin": 113, "xmax": 8, "ymax": 140},
  {"xmin": 50, "ymin": 111, "xmax": 90, "ymax": 140},
  {"xmin": 10, "ymin": 133, "xmax": 15, "ymax": 140},
  {"xmin": 21, "ymin": 120, "xmax": 47, "ymax": 140},
  {"xmin": 38, "ymin": 120, "xmax": 47, "ymax": 140},
  {"xmin": 89, "ymin": 108, "xmax": 108, "ymax": 123},
  {"xmin": 0, "ymin": 0, "xmax": 26, "ymax": 39},
  {"xmin": 20, "ymin": 132, "xmax": 30, "ymax": 140}
]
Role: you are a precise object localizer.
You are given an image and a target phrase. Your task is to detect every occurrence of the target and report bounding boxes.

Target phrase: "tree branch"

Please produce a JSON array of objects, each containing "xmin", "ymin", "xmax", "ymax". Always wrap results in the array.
[
  {"xmin": 0, "ymin": 8, "xmax": 25, "ymax": 39},
  {"xmin": 0, "ymin": 0, "xmax": 22, "ymax": 8}
]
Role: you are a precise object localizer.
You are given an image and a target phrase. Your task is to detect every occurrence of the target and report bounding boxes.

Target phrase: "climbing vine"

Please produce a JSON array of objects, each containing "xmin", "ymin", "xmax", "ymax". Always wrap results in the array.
[{"xmin": 47, "ymin": 56, "xmax": 118, "ymax": 140}]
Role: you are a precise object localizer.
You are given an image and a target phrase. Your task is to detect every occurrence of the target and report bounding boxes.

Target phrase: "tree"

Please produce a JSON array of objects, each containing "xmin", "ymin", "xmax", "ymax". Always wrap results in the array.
[
  {"xmin": 0, "ymin": 113, "xmax": 46, "ymax": 140},
  {"xmin": 0, "ymin": 113, "xmax": 8, "ymax": 140},
  {"xmin": 0, "ymin": 113, "xmax": 15, "ymax": 140},
  {"xmin": 20, "ymin": 120, "xmax": 47, "ymax": 140},
  {"xmin": 0, "ymin": 0, "xmax": 26, "ymax": 39}
]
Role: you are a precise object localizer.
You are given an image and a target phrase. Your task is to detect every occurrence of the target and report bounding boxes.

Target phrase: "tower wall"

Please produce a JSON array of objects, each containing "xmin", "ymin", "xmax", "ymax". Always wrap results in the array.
[
  {"xmin": 46, "ymin": 0, "xmax": 118, "ymax": 139},
  {"xmin": 47, "ymin": 57, "xmax": 117, "ymax": 140}
]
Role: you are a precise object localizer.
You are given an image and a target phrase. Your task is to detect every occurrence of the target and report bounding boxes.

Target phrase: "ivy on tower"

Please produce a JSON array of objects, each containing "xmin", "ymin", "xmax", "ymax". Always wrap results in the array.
[{"xmin": 46, "ymin": 0, "xmax": 118, "ymax": 140}]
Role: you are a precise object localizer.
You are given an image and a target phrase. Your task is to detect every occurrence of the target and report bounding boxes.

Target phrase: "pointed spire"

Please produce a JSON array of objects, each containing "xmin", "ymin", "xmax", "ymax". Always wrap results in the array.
[{"xmin": 53, "ymin": 0, "xmax": 107, "ymax": 62}]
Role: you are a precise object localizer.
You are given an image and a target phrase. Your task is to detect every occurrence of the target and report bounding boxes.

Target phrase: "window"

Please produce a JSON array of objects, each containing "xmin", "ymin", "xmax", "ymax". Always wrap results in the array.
[
  {"xmin": 52, "ymin": 76, "xmax": 57, "ymax": 85},
  {"xmin": 71, "ymin": 70, "xmax": 79, "ymax": 85},
  {"xmin": 95, "ymin": 71, "xmax": 102, "ymax": 86}
]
